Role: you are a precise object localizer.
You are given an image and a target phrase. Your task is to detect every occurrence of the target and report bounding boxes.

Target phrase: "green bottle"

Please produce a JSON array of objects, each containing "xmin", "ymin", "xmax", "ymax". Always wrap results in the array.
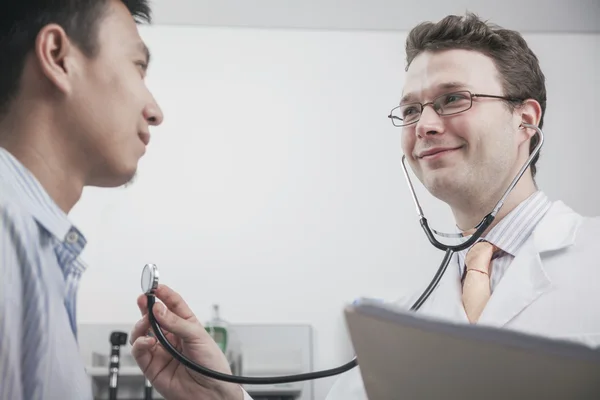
[
  {"xmin": 206, "ymin": 304, "xmax": 228, "ymax": 353},
  {"xmin": 205, "ymin": 304, "xmax": 243, "ymax": 375}
]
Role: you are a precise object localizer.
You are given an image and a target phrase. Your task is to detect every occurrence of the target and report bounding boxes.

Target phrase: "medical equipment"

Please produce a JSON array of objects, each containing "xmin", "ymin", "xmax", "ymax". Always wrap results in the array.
[
  {"xmin": 206, "ymin": 304, "xmax": 244, "ymax": 375},
  {"xmin": 140, "ymin": 123, "xmax": 544, "ymax": 385},
  {"xmin": 207, "ymin": 304, "xmax": 227, "ymax": 352},
  {"xmin": 144, "ymin": 378, "xmax": 153, "ymax": 400},
  {"xmin": 108, "ymin": 331, "xmax": 128, "ymax": 400}
]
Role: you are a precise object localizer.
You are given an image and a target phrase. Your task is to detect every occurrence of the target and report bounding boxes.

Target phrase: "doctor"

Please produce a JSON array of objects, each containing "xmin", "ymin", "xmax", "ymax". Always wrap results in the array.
[{"xmin": 129, "ymin": 12, "xmax": 600, "ymax": 400}]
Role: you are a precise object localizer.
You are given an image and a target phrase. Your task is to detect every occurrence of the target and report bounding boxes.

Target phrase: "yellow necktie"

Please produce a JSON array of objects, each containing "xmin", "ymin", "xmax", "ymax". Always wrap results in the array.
[{"xmin": 462, "ymin": 241, "xmax": 498, "ymax": 323}]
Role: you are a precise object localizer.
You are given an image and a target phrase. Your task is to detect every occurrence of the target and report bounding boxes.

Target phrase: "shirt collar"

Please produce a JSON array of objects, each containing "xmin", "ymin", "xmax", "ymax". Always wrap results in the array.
[
  {"xmin": 0, "ymin": 147, "xmax": 85, "ymax": 246},
  {"xmin": 456, "ymin": 190, "xmax": 552, "ymax": 264}
]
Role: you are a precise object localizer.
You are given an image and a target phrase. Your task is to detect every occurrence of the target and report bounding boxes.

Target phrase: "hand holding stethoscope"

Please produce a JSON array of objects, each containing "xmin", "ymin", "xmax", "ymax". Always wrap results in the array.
[{"xmin": 129, "ymin": 283, "xmax": 245, "ymax": 399}]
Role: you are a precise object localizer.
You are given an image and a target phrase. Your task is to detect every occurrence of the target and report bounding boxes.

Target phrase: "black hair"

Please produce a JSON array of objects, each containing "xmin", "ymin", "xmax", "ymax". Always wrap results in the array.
[{"xmin": 0, "ymin": 0, "xmax": 151, "ymax": 117}]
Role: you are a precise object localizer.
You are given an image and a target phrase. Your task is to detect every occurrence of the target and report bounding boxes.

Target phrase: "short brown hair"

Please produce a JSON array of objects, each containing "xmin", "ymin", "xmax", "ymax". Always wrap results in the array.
[{"xmin": 405, "ymin": 12, "xmax": 546, "ymax": 178}]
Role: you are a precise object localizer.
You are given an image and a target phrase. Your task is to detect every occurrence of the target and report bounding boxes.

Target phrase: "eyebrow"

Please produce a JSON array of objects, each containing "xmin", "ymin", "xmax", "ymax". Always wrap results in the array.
[{"xmin": 400, "ymin": 82, "xmax": 470, "ymax": 105}]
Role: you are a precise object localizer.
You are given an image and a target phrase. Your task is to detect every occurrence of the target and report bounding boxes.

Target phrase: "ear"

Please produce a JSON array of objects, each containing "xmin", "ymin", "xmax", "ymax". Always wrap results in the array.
[
  {"xmin": 516, "ymin": 98, "xmax": 543, "ymax": 142},
  {"xmin": 34, "ymin": 24, "xmax": 77, "ymax": 95}
]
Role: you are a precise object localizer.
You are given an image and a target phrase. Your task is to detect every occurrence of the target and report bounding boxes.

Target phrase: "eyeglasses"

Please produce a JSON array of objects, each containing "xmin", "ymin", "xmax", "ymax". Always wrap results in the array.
[{"xmin": 388, "ymin": 90, "xmax": 521, "ymax": 127}]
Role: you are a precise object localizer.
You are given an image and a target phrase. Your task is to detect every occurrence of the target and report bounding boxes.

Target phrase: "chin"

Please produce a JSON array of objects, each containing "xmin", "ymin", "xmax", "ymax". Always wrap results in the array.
[
  {"xmin": 89, "ymin": 166, "xmax": 138, "ymax": 188},
  {"xmin": 421, "ymin": 170, "xmax": 463, "ymax": 201}
]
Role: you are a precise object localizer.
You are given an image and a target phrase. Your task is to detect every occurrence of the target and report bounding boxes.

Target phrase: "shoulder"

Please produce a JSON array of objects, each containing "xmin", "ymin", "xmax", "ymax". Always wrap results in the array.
[
  {"xmin": 534, "ymin": 201, "xmax": 600, "ymax": 263},
  {"xmin": 556, "ymin": 201, "xmax": 600, "ymax": 242},
  {"xmin": 0, "ymin": 200, "xmax": 46, "ymax": 288},
  {"xmin": 573, "ymin": 214, "xmax": 600, "ymax": 252},
  {"xmin": 579, "ymin": 214, "xmax": 600, "ymax": 233},
  {"xmin": 0, "ymin": 199, "xmax": 41, "ymax": 248},
  {"xmin": 534, "ymin": 201, "xmax": 598, "ymax": 243}
]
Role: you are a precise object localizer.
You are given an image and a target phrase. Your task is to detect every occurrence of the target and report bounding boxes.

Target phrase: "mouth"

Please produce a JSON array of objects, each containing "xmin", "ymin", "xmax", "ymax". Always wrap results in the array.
[
  {"xmin": 138, "ymin": 132, "xmax": 150, "ymax": 146},
  {"xmin": 417, "ymin": 146, "xmax": 462, "ymax": 160}
]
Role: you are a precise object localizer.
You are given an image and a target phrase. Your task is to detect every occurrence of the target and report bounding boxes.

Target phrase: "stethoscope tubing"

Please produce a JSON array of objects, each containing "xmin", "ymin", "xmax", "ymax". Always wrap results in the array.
[{"xmin": 144, "ymin": 124, "xmax": 544, "ymax": 385}]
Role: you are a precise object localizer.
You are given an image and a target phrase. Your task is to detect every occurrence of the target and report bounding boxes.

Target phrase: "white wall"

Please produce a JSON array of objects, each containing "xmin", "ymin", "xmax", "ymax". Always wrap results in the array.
[
  {"xmin": 70, "ymin": 25, "xmax": 600, "ymax": 399},
  {"xmin": 148, "ymin": 0, "xmax": 600, "ymax": 34}
]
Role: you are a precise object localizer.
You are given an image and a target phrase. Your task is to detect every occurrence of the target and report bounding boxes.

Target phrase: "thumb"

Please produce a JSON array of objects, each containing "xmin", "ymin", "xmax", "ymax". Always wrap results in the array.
[{"xmin": 152, "ymin": 302, "xmax": 207, "ymax": 342}]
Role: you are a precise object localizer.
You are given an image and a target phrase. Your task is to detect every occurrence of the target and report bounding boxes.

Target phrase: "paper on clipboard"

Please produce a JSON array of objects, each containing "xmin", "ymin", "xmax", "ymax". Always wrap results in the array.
[{"xmin": 344, "ymin": 298, "xmax": 600, "ymax": 400}]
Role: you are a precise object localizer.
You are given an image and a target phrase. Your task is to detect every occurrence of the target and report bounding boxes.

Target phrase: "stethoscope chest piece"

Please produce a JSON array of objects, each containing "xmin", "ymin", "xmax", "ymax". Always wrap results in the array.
[{"xmin": 141, "ymin": 263, "xmax": 159, "ymax": 294}]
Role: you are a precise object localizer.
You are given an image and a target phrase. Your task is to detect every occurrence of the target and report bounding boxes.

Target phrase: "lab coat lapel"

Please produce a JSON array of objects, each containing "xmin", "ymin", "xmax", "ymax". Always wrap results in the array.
[
  {"xmin": 476, "ymin": 201, "xmax": 581, "ymax": 327},
  {"xmin": 424, "ymin": 253, "xmax": 470, "ymax": 324},
  {"xmin": 476, "ymin": 237, "xmax": 551, "ymax": 327}
]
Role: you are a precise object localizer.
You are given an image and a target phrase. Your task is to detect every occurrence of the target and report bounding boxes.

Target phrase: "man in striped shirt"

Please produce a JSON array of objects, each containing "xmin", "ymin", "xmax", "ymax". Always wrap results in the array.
[
  {"xmin": 0, "ymin": 1, "xmax": 244, "ymax": 399},
  {"xmin": 0, "ymin": 1, "xmax": 159, "ymax": 398}
]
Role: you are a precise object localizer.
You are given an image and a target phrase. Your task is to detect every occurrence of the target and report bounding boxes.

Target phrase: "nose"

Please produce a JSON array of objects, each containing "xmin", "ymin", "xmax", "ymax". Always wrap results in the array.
[
  {"xmin": 415, "ymin": 104, "xmax": 443, "ymax": 138},
  {"xmin": 143, "ymin": 96, "xmax": 164, "ymax": 126}
]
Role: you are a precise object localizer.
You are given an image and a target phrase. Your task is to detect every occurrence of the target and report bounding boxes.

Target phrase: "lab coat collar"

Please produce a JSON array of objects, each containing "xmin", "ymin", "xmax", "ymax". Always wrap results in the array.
[
  {"xmin": 533, "ymin": 200, "xmax": 583, "ymax": 253},
  {"xmin": 476, "ymin": 200, "xmax": 582, "ymax": 328}
]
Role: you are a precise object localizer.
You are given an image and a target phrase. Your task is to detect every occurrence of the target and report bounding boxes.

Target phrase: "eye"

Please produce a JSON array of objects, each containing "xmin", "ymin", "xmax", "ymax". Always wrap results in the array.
[
  {"xmin": 134, "ymin": 61, "xmax": 148, "ymax": 75},
  {"xmin": 402, "ymin": 106, "xmax": 419, "ymax": 117},
  {"xmin": 443, "ymin": 93, "xmax": 467, "ymax": 104},
  {"xmin": 445, "ymin": 94, "xmax": 460, "ymax": 103}
]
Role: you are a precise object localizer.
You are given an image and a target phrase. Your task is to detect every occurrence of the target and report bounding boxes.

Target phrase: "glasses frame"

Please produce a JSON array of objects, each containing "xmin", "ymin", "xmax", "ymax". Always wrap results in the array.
[{"xmin": 388, "ymin": 90, "xmax": 523, "ymax": 127}]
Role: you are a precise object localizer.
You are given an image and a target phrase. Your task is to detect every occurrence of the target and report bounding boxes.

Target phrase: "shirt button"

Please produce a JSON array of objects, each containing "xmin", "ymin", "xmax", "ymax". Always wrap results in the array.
[{"xmin": 66, "ymin": 231, "xmax": 79, "ymax": 244}]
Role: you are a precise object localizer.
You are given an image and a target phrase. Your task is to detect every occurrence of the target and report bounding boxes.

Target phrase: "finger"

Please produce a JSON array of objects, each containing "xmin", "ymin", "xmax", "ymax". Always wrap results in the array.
[
  {"xmin": 135, "ymin": 299, "xmax": 178, "ymax": 343},
  {"xmin": 130, "ymin": 315, "xmax": 181, "ymax": 360},
  {"xmin": 130, "ymin": 335, "xmax": 158, "ymax": 372},
  {"xmin": 152, "ymin": 302, "xmax": 209, "ymax": 342},
  {"xmin": 129, "ymin": 314, "xmax": 150, "ymax": 346},
  {"xmin": 154, "ymin": 284, "xmax": 196, "ymax": 321},
  {"xmin": 137, "ymin": 294, "xmax": 149, "ymax": 316},
  {"xmin": 131, "ymin": 334, "xmax": 184, "ymax": 385}
]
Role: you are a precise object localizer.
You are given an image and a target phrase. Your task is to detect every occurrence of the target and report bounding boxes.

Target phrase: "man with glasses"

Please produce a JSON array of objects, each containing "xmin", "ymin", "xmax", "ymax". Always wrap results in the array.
[{"xmin": 128, "ymin": 12, "xmax": 600, "ymax": 400}]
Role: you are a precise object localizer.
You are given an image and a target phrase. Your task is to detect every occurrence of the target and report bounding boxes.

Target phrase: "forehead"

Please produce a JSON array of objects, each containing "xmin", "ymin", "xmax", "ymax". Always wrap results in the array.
[
  {"xmin": 401, "ymin": 49, "xmax": 503, "ymax": 103},
  {"xmin": 96, "ymin": 0, "xmax": 146, "ymax": 50}
]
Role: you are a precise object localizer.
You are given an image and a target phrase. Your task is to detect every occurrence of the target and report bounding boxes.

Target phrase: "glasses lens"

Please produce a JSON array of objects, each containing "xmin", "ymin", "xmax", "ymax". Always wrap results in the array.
[
  {"xmin": 435, "ymin": 91, "xmax": 471, "ymax": 115},
  {"xmin": 390, "ymin": 105, "xmax": 420, "ymax": 126}
]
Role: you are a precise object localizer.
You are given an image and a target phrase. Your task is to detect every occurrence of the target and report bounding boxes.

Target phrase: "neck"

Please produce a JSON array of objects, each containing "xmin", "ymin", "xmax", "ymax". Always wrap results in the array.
[
  {"xmin": 451, "ymin": 171, "xmax": 538, "ymax": 234},
  {"xmin": 0, "ymin": 104, "xmax": 86, "ymax": 214}
]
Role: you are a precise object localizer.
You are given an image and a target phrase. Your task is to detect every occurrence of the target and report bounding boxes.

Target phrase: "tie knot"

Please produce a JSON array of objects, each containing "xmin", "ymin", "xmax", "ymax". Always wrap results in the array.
[{"xmin": 465, "ymin": 241, "xmax": 498, "ymax": 273}]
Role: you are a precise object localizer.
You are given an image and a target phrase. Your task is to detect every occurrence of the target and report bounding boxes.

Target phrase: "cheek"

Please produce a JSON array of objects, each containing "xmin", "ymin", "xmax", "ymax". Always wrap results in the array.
[
  {"xmin": 447, "ymin": 117, "xmax": 473, "ymax": 144},
  {"xmin": 106, "ymin": 76, "xmax": 147, "ymax": 129},
  {"xmin": 401, "ymin": 129, "xmax": 416, "ymax": 157},
  {"xmin": 446, "ymin": 119, "xmax": 487, "ymax": 161},
  {"xmin": 400, "ymin": 130, "xmax": 423, "ymax": 176}
]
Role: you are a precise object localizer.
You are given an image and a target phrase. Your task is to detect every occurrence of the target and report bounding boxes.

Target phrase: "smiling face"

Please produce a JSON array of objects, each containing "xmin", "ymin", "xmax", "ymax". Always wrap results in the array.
[
  {"xmin": 400, "ymin": 49, "xmax": 526, "ymax": 207},
  {"xmin": 66, "ymin": 0, "xmax": 163, "ymax": 187}
]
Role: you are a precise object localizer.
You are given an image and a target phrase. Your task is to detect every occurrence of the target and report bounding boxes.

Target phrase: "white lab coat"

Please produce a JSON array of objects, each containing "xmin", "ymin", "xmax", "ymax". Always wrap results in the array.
[{"xmin": 325, "ymin": 200, "xmax": 600, "ymax": 400}]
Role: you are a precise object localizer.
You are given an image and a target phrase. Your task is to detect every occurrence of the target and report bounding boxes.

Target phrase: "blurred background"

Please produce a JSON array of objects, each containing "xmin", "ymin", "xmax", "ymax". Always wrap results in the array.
[{"xmin": 72, "ymin": 1, "xmax": 600, "ymax": 398}]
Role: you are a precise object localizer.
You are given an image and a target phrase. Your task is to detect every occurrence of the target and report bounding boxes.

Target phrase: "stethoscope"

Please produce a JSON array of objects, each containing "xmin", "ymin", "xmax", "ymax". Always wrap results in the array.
[{"xmin": 140, "ymin": 123, "xmax": 544, "ymax": 385}]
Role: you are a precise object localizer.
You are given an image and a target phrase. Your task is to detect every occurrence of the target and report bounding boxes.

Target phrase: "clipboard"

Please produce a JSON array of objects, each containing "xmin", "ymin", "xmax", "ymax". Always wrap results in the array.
[{"xmin": 344, "ymin": 298, "xmax": 600, "ymax": 400}]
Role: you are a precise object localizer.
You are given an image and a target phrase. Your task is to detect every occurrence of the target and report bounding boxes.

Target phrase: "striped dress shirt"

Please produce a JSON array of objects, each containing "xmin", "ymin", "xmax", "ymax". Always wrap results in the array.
[
  {"xmin": 456, "ymin": 190, "xmax": 553, "ymax": 291},
  {"xmin": 0, "ymin": 147, "xmax": 93, "ymax": 400}
]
